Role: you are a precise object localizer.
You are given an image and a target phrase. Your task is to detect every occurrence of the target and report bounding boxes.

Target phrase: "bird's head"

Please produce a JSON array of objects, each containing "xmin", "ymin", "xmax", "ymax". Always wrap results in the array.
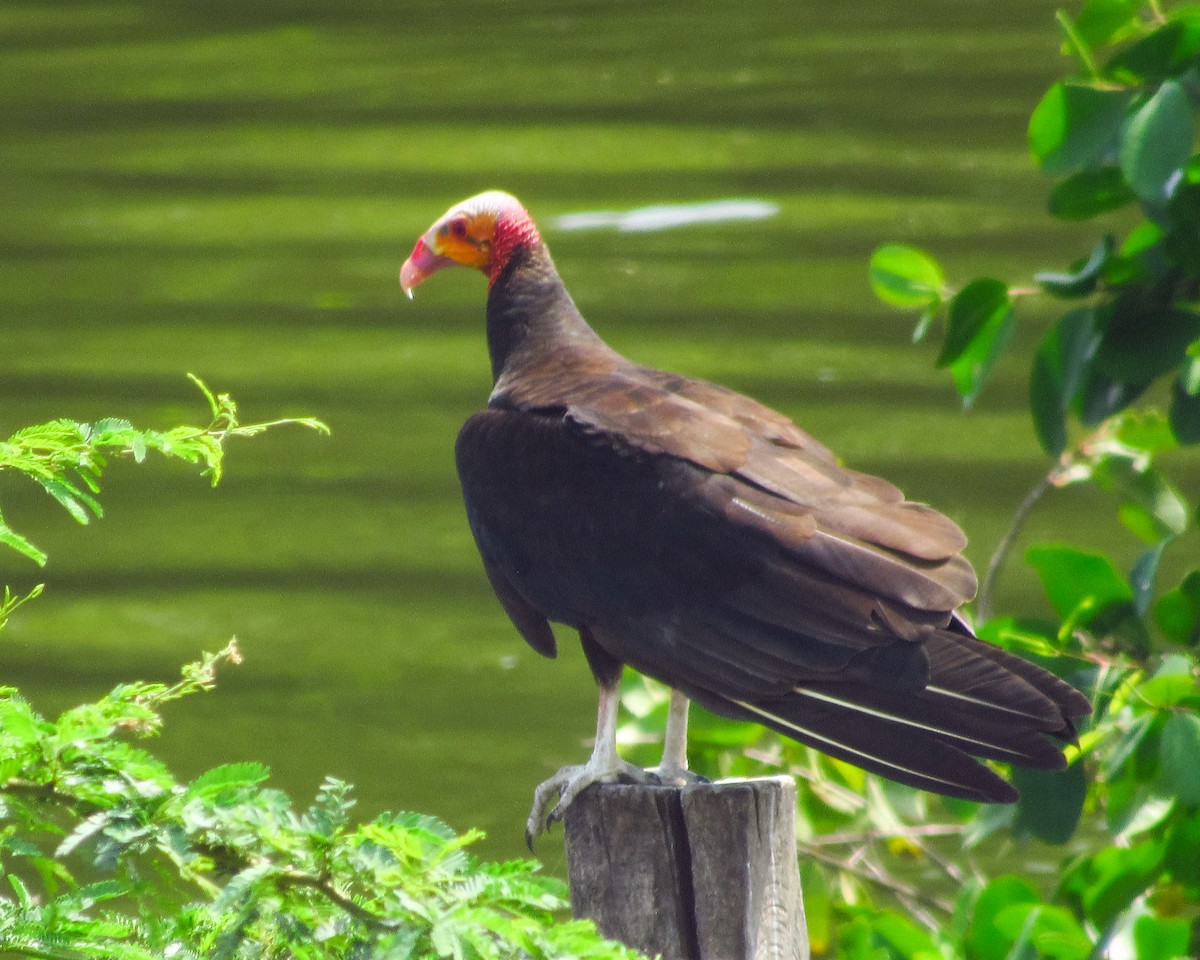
[{"xmin": 399, "ymin": 190, "xmax": 541, "ymax": 299}]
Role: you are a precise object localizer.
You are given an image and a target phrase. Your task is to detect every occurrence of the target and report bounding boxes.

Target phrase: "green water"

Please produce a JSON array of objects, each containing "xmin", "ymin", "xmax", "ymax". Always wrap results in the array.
[{"xmin": 0, "ymin": 0, "xmax": 1183, "ymax": 869}]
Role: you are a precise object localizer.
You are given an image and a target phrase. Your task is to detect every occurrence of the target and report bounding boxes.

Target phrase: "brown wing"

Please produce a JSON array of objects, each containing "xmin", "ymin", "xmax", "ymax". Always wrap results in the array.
[
  {"xmin": 457, "ymin": 393, "xmax": 969, "ymax": 684},
  {"xmin": 466, "ymin": 366, "xmax": 1088, "ymax": 801},
  {"xmin": 493, "ymin": 360, "xmax": 974, "ymax": 612},
  {"xmin": 478, "ymin": 552, "xmax": 558, "ymax": 658}
]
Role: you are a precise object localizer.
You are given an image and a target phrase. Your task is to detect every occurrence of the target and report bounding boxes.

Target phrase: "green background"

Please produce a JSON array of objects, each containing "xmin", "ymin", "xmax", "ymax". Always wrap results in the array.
[{"xmin": 0, "ymin": 0, "xmax": 1173, "ymax": 871}]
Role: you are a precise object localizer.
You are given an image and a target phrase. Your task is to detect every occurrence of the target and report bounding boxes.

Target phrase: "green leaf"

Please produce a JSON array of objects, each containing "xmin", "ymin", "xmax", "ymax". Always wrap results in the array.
[
  {"xmin": 871, "ymin": 910, "xmax": 938, "ymax": 959},
  {"xmin": 37, "ymin": 476, "xmax": 101, "ymax": 524},
  {"xmin": 1048, "ymin": 166, "xmax": 1135, "ymax": 219},
  {"xmin": 1030, "ymin": 307, "xmax": 1100, "ymax": 455},
  {"xmin": 1113, "ymin": 409, "xmax": 1178, "ymax": 453},
  {"xmin": 1129, "ymin": 543, "xmax": 1168, "ymax": 616},
  {"xmin": 950, "ymin": 321, "xmax": 1016, "ymax": 408},
  {"xmin": 1035, "ymin": 236, "xmax": 1114, "ymax": 297},
  {"xmin": 1154, "ymin": 570, "xmax": 1200, "ymax": 646},
  {"xmin": 1161, "ymin": 712, "xmax": 1200, "ymax": 804},
  {"xmin": 938, "ymin": 279, "xmax": 1012, "ymax": 366},
  {"xmin": 1073, "ymin": 0, "xmax": 1140, "ymax": 47},
  {"xmin": 186, "ymin": 762, "xmax": 271, "ymax": 802},
  {"xmin": 93, "ymin": 417, "xmax": 135, "ymax": 436},
  {"xmin": 1012, "ymin": 762, "xmax": 1088, "ymax": 845},
  {"xmin": 0, "ymin": 521, "xmax": 48, "ymax": 566},
  {"xmin": 0, "ymin": 694, "xmax": 49, "ymax": 746},
  {"xmin": 1107, "ymin": 18, "xmax": 1200, "ymax": 80},
  {"xmin": 868, "ymin": 244, "xmax": 944, "ymax": 308},
  {"xmin": 1169, "ymin": 376, "xmax": 1200, "ymax": 443},
  {"xmin": 977, "ymin": 615, "xmax": 1065, "ymax": 657},
  {"xmin": 799, "ymin": 861, "xmax": 833, "ymax": 956},
  {"xmin": 836, "ymin": 915, "xmax": 886, "ymax": 960},
  {"xmin": 1094, "ymin": 304, "xmax": 1200, "ymax": 384},
  {"xmin": 1103, "ymin": 461, "xmax": 1191, "ymax": 544},
  {"xmin": 1182, "ymin": 352, "xmax": 1200, "ymax": 396},
  {"xmin": 1029, "ymin": 83, "xmax": 1130, "ymax": 176},
  {"xmin": 1133, "ymin": 912, "xmax": 1192, "ymax": 960},
  {"xmin": 1026, "ymin": 544, "xmax": 1133, "ymax": 621},
  {"xmin": 1107, "ymin": 219, "xmax": 1165, "ymax": 285},
  {"xmin": 1119, "ymin": 80, "xmax": 1195, "ymax": 205},
  {"xmin": 1031, "ymin": 363, "xmax": 1069, "ymax": 457},
  {"xmin": 1106, "ymin": 776, "xmax": 1174, "ymax": 837},
  {"xmin": 1104, "ymin": 713, "xmax": 1154, "ymax": 777},
  {"xmin": 1135, "ymin": 668, "xmax": 1197, "ymax": 709},
  {"xmin": 1163, "ymin": 812, "xmax": 1200, "ymax": 887},
  {"xmin": 1121, "ymin": 218, "xmax": 1166, "ymax": 255},
  {"xmin": 1082, "ymin": 840, "xmax": 1167, "ymax": 925},
  {"xmin": 969, "ymin": 876, "xmax": 1040, "ymax": 960},
  {"xmin": 1119, "ymin": 495, "xmax": 1183, "ymax": 546},
  {"xmin": 1077, "ymin": 366, "xmax": 1149, "ymax": 425},
  {"xmin": 992, "ymin": 903, "xmax": 1092, "ymax": 960},
  {"xmin": 1115, "ymin": 793, "xmax": 1175, "ymax": 840}
]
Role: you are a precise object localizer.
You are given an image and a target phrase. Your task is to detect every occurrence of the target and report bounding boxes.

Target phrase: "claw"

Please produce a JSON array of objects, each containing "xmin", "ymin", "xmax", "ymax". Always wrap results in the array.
[
  {"xmin": 524, "ymin": 677, "xmax": 694, "ymax": 848},
  {"xmin": 524, "ymin": 757, "xmax": 657, "ymax": 845}
]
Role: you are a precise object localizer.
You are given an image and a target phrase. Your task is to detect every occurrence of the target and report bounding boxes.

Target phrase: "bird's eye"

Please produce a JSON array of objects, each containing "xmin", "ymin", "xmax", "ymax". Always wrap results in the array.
[{"xmin": 449, "ymin": 218, "xmax": 469, "ymax": 239}]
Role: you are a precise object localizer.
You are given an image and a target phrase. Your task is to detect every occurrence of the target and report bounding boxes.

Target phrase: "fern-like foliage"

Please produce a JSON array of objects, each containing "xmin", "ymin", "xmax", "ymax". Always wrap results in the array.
[
  {"xmin": 0, "ymin": 383, "xmax": 638, "ymax": 957},
  {"xmin": 0, "ymin": 374, "xmax": 328, "ymax": 567},
  {"xmin": 0, "ymin": 647, "xmax": 643, "ymax": 960}
]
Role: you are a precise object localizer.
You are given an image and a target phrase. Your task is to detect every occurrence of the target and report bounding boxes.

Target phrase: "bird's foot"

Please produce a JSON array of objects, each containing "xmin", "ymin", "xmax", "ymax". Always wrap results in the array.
[
  {"xmin": 525, "ymin": 756, "xmax": 658, "ymax": 849},
  {"xmin": 650, "ymin": 763, "xmax": 710, "ymax": 788}
]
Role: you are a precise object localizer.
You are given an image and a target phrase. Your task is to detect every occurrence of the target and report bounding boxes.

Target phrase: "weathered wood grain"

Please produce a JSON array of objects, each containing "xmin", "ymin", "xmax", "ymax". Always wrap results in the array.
[{"xmin": 563, "ymin": 776, "xmax": 808, "ymax": 960}]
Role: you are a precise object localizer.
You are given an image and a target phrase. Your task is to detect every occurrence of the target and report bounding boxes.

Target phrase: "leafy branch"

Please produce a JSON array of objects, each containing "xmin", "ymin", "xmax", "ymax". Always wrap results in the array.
[
  {"xmin": 0, "ymin": 378, "xmax": 638, "ymax": 957},
  {"xmin": 0, "ymin": 648, "xmax": 643, "ymax": 960},
  {"xmin": 0, "ymin": 584, "xmax": 43, "ymax": 633},
  {"xmin": 978, "ymin": 409, "xmax": 1189, "ymax": 621},
  {"xmin": 0, "ymin": 374, "xmax": 329, "ymax": 567}
]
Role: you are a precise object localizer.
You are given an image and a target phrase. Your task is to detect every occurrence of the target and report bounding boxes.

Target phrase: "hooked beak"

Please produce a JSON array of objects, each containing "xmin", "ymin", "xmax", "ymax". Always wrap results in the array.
[{"xmin": 399, "ymin": 236, "xmax": 456, "ymax": 299}]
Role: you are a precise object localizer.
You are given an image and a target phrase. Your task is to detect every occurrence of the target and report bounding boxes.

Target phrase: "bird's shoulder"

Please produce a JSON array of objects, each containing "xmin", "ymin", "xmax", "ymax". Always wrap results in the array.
[
  {"xmin": 463, "ymin": 356, "xmax": 975, "ymax": 607},
  {"xmin": 485, "ymin": 356, "xmax": 832, "ymax": 473},
  {"xmin": 478, "ymin": 358, "xmax": 910, "ymax": 524}
]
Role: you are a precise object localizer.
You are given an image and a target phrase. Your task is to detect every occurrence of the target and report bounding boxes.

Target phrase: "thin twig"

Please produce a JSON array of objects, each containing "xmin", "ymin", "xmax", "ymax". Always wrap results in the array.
[
  {"xmin": 0, "ymin": 942, "xmax": 87, "ymax": 960},
  {"xmin": 910, "ymin": 835, "xmax": 969, "ymax": 886},
  {"xmin": 277, "ymin": 869, "xmax": 402, "ymax": 931},
  {"xmin": 1, "ymin": 777, "xmax": 91, "ymax": 810},
  {"xmin": 977, "ymin": 471, "xmax": 1054, "ymax": 622},
  {"xmin": 818, "ymin": 825, "xmax": 970, "ymax": 888},
  {"xmin": 806, "ymin": 823, "xmax": 963, "ymax": 847},
  {"xmin": 798, "ymin": 841, "xmax": 955, "ymax": 916}
]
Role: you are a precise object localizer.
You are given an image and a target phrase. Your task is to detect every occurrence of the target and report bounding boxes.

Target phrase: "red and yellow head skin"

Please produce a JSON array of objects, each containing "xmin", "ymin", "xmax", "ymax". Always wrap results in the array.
[{"xmin": 399, "ymin": 190, "xmax": 541, "ymax": 298}]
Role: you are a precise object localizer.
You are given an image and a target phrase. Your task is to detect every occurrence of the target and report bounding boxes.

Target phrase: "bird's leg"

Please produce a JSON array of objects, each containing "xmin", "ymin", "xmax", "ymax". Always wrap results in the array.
[
  {"xmin": 658, "ymin": 688, "xmax": 691, "ymax": 782},
  {"xmin": 654, "ymin": 688, "xmax": 708, "ymax": 786},
  {"xmin": 525, "ymin": 676, "xmax": 654, "ymax": 847}
]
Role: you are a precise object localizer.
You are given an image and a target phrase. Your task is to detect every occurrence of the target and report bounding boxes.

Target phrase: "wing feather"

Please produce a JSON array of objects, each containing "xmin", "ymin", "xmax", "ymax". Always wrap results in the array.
[
  {"xmin": 462, "ymin": 364, "xmax": 1086, "ymax": 804},
  {"xmin": 479, "ymin": 552, "xmax": 558, "ymax": 659}
]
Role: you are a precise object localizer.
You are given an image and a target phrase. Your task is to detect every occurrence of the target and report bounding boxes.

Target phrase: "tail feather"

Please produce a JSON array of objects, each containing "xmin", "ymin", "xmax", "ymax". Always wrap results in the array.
[
  {"xmin": 951, "ymin": 631, "xmax": 1092, "ymax": 736},
  {"xmin": 794, "ymin": 682, "xmax": 1066, "ymax": 768},
  {"xmin": 717, "ymin": 691, "xmax": 1018, "ymax": 802},
  {"xmin": 684, "ymin": 625, "xmax": 1088, "ymax": 804},
  {"xmin": 920, "ymin": 632, "xmax": 1065, "ymax": 727},
  {"xmin": 608, "ymin": 595, "xmax": 1090, "ymax": 804}
]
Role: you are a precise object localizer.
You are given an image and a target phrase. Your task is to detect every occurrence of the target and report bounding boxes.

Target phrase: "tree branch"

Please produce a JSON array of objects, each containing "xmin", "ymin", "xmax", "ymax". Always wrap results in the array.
[
  {"xmin": 978, "ymin": 471, "xmax": 1054, "ymax": 622},
  {"xmin": 276, "ymin": 869, "xmax": 402, "ymax": 931}
]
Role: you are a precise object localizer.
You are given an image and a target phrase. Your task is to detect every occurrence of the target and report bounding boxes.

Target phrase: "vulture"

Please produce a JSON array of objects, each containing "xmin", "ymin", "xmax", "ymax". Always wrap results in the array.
[{"xmin": 399, "ymin": 190, "xmax": 1091, "ymax": 842}]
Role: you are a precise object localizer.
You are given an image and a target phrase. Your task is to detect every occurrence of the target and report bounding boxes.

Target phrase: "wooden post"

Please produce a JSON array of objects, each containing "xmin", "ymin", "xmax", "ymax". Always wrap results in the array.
[{"xmin": 563, "ymin": 776, "xmax": 808, "ymax": 960}]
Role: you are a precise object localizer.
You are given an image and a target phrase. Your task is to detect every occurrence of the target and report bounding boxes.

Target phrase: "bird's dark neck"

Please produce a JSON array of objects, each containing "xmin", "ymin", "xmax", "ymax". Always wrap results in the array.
[{"xmin": 485, "ymin": 243, "xmax": 614, "ymax": 386}]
